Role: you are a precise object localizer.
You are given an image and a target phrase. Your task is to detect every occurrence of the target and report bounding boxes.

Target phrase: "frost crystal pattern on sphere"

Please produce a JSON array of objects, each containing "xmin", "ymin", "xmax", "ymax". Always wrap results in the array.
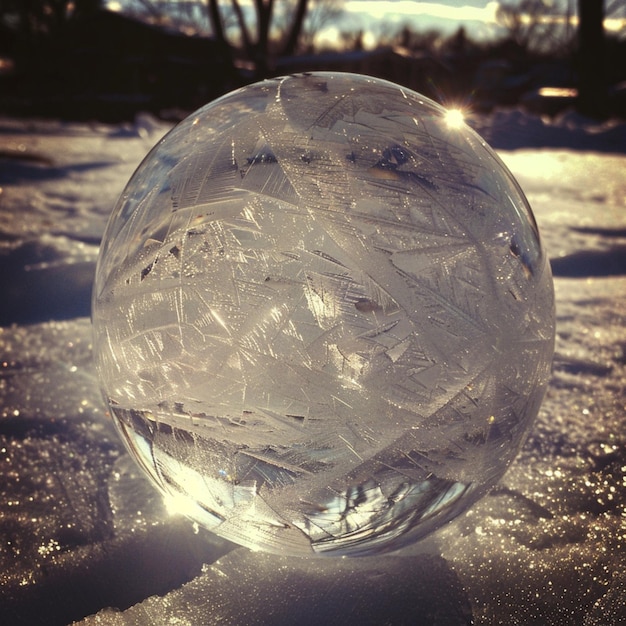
[{"xmin": 92, "ymin": 73, "xmax": 555, "ymax": 556}]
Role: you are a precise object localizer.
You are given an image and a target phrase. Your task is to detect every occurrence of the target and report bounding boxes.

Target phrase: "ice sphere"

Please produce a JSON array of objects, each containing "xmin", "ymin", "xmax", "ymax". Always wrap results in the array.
[{"xmin": 92, "ymin": 73, "xmax": 555, "ymax": 556}]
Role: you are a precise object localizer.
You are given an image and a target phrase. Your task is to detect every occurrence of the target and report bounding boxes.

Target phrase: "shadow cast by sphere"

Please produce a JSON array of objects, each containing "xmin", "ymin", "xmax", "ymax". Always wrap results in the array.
[{"xmin": 105, "ymin": 547, "xmax": 474, "ymax": 625}]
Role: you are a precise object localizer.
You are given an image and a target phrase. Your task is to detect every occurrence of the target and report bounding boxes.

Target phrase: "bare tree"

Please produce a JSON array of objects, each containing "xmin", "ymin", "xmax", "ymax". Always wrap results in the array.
[
  {"xmin": 299, "ymin": 0, "xmax": 344, "ymax": 52},
  {"xmin": 207, "ymin": 0, "xmax": 314, "ymax": 76},
  {"xmin": 577, "ymin": 0, "xmax": 606, "ymax": 117},
  {"xmin": 495, "ymin": 0, "xmax": 610, "ymax": 116},
  {"xmin": 496, "ymin": 0, "xmax": 568, "ymax": 54}
]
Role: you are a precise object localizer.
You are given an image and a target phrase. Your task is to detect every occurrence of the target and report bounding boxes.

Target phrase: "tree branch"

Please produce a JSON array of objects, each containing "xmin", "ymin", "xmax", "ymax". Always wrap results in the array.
[
  {"xmin": 231, "ymin": 0, "xmax": 253, "ymax": 57},
  {"xmin": 281, "ymin": 0, "xmax": 308, "ymax": 56},
  {"xmin": 207, "ymin": 0, "xmax": 226, "ymax": 43}
]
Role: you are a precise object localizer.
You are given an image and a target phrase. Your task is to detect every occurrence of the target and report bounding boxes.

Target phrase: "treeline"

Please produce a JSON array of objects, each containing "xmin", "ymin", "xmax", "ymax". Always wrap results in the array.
[{"xmin": 0, "ymin": 0, "xmax": 624, "ymax": 119}]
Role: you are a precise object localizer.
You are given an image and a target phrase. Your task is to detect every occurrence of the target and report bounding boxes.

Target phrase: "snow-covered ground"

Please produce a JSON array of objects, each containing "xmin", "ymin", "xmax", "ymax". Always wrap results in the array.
[{"xmin": 0, "ymin": 108, "xmax": 625, "ymax": 625}]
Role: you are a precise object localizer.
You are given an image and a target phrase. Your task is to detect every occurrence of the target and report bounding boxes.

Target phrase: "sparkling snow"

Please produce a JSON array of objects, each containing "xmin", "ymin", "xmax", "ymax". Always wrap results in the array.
[{"xmin": 0, "ymin": 108, "xmax": 624, "ymax": 625}]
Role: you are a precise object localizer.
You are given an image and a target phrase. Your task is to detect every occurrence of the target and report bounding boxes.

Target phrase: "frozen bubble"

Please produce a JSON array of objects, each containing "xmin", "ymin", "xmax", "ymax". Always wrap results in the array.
[{"xmin": 92, "ymin": 73, "xmax": 555, "ymax": 556}]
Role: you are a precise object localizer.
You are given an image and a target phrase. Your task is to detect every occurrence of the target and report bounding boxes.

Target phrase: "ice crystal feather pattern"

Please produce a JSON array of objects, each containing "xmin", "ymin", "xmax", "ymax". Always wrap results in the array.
[{"xmin": 92, "ymin": 73, "xmax": 555, "ymax": 556}]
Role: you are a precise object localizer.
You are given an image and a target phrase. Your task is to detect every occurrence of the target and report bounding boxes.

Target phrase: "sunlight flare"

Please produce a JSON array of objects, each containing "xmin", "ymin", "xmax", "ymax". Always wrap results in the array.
[{"xmin": 444, "ymin": 108, "xmax": 465, "ymax": 129}]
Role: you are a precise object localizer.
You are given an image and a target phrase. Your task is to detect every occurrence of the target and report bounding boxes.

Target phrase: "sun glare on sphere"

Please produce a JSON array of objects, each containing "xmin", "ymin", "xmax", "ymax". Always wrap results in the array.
[
  {"xmin": 445, "ymin": 108, "xmax": 465, "ymax": 129},
  {"xmin": 163, "ymin": 492, "xmax": 199, "ymax": 520}
]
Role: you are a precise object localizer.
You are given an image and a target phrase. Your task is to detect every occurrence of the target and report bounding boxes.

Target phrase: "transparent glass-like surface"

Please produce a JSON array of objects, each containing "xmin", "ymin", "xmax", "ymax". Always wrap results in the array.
[{"xmin": 92, "ymin": 73, "xmax": 555, "ymax": 556}]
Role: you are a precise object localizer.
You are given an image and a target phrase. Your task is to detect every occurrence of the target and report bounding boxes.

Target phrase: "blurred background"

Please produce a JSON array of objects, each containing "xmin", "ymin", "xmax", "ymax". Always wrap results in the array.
[
  {"xmin": 0, "ymin": 0, "xmax": 625, "ymax": 121},
  {"xmin": 1, "ymin": 3, "xmax": 625, "ymax": 625}
]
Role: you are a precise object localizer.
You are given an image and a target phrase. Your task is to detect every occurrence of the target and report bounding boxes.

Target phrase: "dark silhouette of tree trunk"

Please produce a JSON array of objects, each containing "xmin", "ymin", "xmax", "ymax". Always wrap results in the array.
[
  {"xmin": 281, "ymin": 0, "xmax": 309, "ymax": 57},
  {"xmin": 577, "ymin": 0, "xmax": 606, "ymax": 118},
  {"xmin": 254, "ymin": 0, "xmax": 274, "ymax": 75},
  {"xmin": 231, "ymin": 0, "xmax": 253, "ymax": 59},
  {"xmin": 207, "ymin": 0, "xmax": 225, "ymax": 44}
]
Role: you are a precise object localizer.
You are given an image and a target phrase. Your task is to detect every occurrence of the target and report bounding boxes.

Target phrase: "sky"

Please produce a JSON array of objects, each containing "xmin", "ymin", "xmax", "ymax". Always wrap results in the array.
[
  {"xmin": 107, "ymin": 0, "xmax": 503, "ymax": 39},
  {"xmin": 318, "ymin": 0, "xmax": 625, "ymax": 48},
  {"xmin": 106, "ymin": 0, "xmax": 626, "ymax": 49},
  {"xmin": 344, "ymin": 0, "xmax": 499, "ymax": 27},
  {"xmin": 318, "ymin": 0, "xmax": 503, "ymax": 48}
]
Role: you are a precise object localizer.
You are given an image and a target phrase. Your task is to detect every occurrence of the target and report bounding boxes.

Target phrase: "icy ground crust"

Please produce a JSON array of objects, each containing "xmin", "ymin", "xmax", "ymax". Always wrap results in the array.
[{"xmin": 0, "ymin": 111, "xmax": 625, "ymax": 624}]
